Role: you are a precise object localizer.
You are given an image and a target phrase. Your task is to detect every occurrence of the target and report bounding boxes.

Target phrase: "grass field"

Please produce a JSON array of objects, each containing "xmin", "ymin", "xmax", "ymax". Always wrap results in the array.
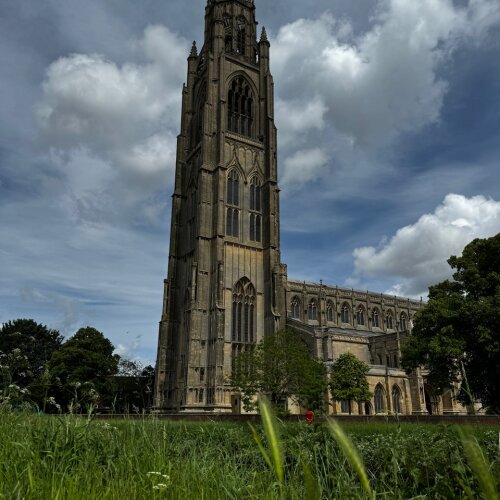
[{"xmin": 0, "ymin": 408, "xmax": 498, "ymax": 499}]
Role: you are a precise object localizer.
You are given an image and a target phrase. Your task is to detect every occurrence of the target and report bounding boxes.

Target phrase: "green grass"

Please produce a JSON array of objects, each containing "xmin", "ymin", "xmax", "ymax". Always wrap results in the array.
[{"xmin": 0, "ymin": 409, "xmax": 498, "ymax": 499}]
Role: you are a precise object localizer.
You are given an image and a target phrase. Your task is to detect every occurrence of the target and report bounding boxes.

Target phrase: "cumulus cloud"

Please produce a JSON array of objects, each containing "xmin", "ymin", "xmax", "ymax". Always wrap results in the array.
[
  {"xmin": 271, "ymin": 0, "xmax": 500, "ymax": 186},
  {"xmin": 281, "ymin": 148, "xmax": 329, "ymax": 191},
  {"xmin": 37, "ymin": 25, "xmax": 187, "ymax": 184},
  {"xmin": 352, "ymin": 194, "xmax": 500, "ymax": 296}
]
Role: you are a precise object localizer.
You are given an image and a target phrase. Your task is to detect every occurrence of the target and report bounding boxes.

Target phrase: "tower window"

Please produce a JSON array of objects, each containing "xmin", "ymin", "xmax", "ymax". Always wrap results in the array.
[
  {"xmin": 236, "ymin": 16, "xmax": 246, "ymax": 55},
  {"xmin": 232, "ymin": 279, "xmax": 256, "ymax": 344},
  {"xmin": 226, "ymin": 170, "xmax": 240, "ymax": 238},
  {"xmin": 227, "ymin": 77, "xmax": 253, "ymax": 137},
  {"xmin": 249, "ymin": 176, "xmax": 262, "ymax": 242}
]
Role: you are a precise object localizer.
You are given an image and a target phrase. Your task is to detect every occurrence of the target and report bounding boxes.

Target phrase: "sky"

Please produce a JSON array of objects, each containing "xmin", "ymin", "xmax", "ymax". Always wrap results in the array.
[{"xmin": 1, "ymin": 0, "xmax": 499, "ymax": 366}]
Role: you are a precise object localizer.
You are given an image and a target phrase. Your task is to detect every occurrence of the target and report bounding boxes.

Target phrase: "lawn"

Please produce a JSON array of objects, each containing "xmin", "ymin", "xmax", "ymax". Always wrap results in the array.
[{"xmin": 0, "ymin": 409, "xmax": 498, "ymax": 499}]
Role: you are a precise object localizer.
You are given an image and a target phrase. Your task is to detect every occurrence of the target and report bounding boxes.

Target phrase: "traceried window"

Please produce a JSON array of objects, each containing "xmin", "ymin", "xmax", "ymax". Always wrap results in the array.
[
  {"xmin": 392, "ymin": 385, "xmax": 402, "ymax": 414},
  {"xmin": 308, "ymin": 300, "xmax": 317, "ymax": 321},
  {"xmin": 372, "ymin": 308, "xmax": 380, "ymax": 328},
  {"xmin": 226, "ymin": 170, "xmax": 240, "ymax": 237},
  {"xmin": 341, "ymin": 304, "xmax": 350, "ymax": 324},
  {"xmin": 326, "ymin": 301, "xmax": 334, "ymax": 322},
  {"xmin": 291, "ymin": 296, "xmax": 301, "ymax": 319},
  {"xmin": 236, "ymin": 16, "xmax": 246, "ymax": 55},
  {"xmin": 386, "ymin": 312, "xmax": 394, "ymax": 330},
  {"xmin": 224, "ymin": 14, "xmax": 232, "ymax": 52},
  {"xmin": 249, "ymin": 176, "xmax": 262, "ymax": 242},
  {"xmin": 356, "ymin": 307, "xmax": 365, "ymax": 326},
  {"xmin": 375, "ymin": 384, "xmax": 385, "ymax": 414},
  {"xmin": 227, "ymin": 77, "xmax": 253, "ymax": 137},
  {"xmin": 400, "ymin": 313, "xmax": 407, "ymax": 331},
  {"xmin": 231, "ymin": 278, "xmax": 256, "ymax": 347}
]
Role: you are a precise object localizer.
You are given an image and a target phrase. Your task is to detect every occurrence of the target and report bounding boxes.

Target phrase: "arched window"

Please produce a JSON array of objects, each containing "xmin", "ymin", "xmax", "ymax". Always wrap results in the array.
[
  {"xmin": 236, "ymin": 16, "xmax": 246, "ymax": 55},
  {"xmin": 374, "ymin": 384, "xmax": 385, "ymax": 414},
  {"xmin": 227, "ymin": 77, "xmax": 253, "ymax": 137},
  {"xmin": 341, "ymin": 304, "xmax": 350, "ymax": 324},
  {"xmin": 249, "ymin": 177, "xmax": 262, "ymax": 242},
  {"xmin": 226, "ymin": 170, "xmax": 240, "ymax": 238},
  {"xmin": 291, "ymin": 296, "xmax": 301, "ymax": 319},
  {"xmin": 224, "ymin": 14, "xmax": 232, "ymax": 52},
  {"xmin": 386, "ymin": 312, "xmax": 394, "ymax": 330},
  {"xmin": 249, "ymin": 176, "xmax": 261, "ymax": 212},
  {"xmin": 392, "ymin": 385, "xmax": 402, "ymax": 414},
  {"xmin": 340, "ymin": 400, "xmax": 350, "ymax": 414},
  {"xmin": 400, "ymin": 313, "xmax": 407, "ymax": 331},
  {"xmin": 356, "ymin": 307, "xmax": 365, "ymax": 326},
  {"xmin": 326, "ymin": 301, "xmax": 334, "ymax": 322},
  {"xmin": 393, "ymin": 353, "xmax": 399, "ymax": 368},
  {"xmin": 308, "ymin": 300, "xmax": 317, "ymax": 321},
  {"xmin": 377, "ymin": 354, "xmax": 383, "ymax": 365},
  {"xmin": 372, "ymin": 308, "xmax": 380, "ymax": 328},
  {"xmin": 232, "ymin": 279, "xmax": 256, "ymax": 344}
]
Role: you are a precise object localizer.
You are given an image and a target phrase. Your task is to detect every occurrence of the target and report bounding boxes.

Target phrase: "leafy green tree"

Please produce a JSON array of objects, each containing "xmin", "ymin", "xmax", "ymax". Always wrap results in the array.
[
  {"xmin": 49, "ymin": 327, "xmax": 119, "ymax": 410},
  {"xmin": 0, "ymin": 319, "xmax": 63, "ymax": 386},
  {"xmin": 329, "ymin": 352, "xmax": 372, "ymax": 414},
  {"xmin": 230, "ymin": 328, "xmax": 327, "ymax": 413},
  {"xmin": 402, "ymin": 233, "xmax": 500, "ymax": 412}
]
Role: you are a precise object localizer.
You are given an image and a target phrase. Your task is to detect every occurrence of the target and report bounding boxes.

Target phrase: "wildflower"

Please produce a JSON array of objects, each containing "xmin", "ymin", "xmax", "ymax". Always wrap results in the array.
[{"xmin": 153, "ymin": 484, "xmax": 168, "ymax": 490}]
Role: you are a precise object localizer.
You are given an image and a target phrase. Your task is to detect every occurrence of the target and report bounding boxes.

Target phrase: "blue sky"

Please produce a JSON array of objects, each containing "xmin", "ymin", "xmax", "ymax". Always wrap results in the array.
[{"xmin": 1, "ymin": 0, "xmax": 499, "ymax": 365}]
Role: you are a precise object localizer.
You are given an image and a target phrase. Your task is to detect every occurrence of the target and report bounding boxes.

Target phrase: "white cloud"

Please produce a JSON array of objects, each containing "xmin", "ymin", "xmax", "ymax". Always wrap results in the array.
[
  {"xmin": 271, "ymin": 0, "xmax": 500, "ymax": 192},
  {"xmin": 353, "ymin": 194, "xmax": 500, "ymax": 296},
  {"xmin": 37, "ymin": 24, "xmax": 187, "ymax": 181},
  {"xmin": 281, "ymin": 148, "xmax": 329, "ymax": 191}
]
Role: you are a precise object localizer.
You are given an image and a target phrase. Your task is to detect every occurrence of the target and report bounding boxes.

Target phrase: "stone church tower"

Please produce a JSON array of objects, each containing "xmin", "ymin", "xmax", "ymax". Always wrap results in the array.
[{"xmin": 154, "ymin": 0, "xmax": 287, "ymax": 412}]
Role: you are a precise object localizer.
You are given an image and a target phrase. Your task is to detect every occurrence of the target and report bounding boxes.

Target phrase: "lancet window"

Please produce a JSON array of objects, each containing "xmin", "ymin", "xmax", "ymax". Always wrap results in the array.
[
  {"xmin": 226, "ymin": 170, "xmax": 240, "ymax": 238},
  {"xmin": 326, "ymin": 301, "xmax": 334, "ymax": 322},
  {"xmin": 356, "ymin": 307, "xmax": 365, "ymax": 326},
  {"xmin": 400, "ymin": 313, "xmax": 407, "ymax": 331},
  {"xmin": 291, "ymin": 296, "xmax": 301, "ymax": 319},
  {"xmin": 249, "ymin": 176, "xmax": 262, "ymax": 242},
  {"xmin": 386, "ymin": 312, "xmax": 394, "ymax": 330},
  {"xmin": 308, "ymin": 300, "xmax": 317, "ymax": 321},
  {"xmin": 392, "ymin": 385, "xmax": 402, "ymax": 414},
  {"xmin": 372, "ymin": 308, "xmax": 380, "ymax": 328},
  {"xmin": 236, "ymin": 16, "xmax": 246, "ymax": 55},
  {"xmin": 375, "ymin": 384, "xmax": 385, "ymax": 414},
  {"xmin": 227, "ymin": 77, "xmax": 253, "ymax": 137}
]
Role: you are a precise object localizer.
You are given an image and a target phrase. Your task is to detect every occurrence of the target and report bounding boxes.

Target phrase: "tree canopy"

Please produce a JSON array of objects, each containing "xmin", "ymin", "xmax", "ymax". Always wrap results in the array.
[
  {"xmin": 402, "ymin": 233, "xmax": 500, "ymax": 412},
  {"xmin": 49, "ymin": 327, "xmax": 119, "ymax": 409},
  {"xmin": 329, "ymin": 352, "xmax": 372, "ymax": 414},
  {"xmin": 0, "ymin": 319, "xmax": 63, "ymax": 385},
  {"xmin": 230, "ymin": 328, "xmax": 327, "ymax": 413}
]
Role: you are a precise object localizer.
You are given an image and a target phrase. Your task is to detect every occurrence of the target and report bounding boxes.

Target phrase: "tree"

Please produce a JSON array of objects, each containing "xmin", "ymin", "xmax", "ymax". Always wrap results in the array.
[
  {"xmin": 0, "ymin": 319, "xmax": 63, "ymax": 386},
  {"xmin": 402, "ymin": 233, "xmax": 500, "ymax": 412},
  {"xmin": 329, "ymin": 352, "xmax": 372, "ymax": 414},
  {"xmin": 49, "ymin": 327, "xmax": 119, "ymax": 410},
  {"xmin": 230, "ymin": 328, "xmax": 327, "ymax": 413}
]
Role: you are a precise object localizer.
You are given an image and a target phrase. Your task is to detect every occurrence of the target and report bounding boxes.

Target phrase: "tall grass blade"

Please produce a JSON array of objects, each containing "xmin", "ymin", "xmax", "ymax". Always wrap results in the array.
[
  {"xmin": 458, "ymin": 428, "xmax": 498, "ymax": 500},
  {"xmin": 327, "ymin": 419, "xmax": 373, "ymax": 498},
  {"xmin": 257, "ymin": 396, "xmax": 284, "ymax": 483},
  {"xmin": 303, "ymin": 461, "xmax": 321, "ymax": 500}
]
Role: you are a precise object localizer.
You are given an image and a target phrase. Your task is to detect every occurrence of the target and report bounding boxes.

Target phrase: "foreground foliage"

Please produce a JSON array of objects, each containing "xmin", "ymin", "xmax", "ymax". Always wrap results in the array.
[{"xmin": 0, "ymin": 410, "xmax": 498, "ymax": 499}]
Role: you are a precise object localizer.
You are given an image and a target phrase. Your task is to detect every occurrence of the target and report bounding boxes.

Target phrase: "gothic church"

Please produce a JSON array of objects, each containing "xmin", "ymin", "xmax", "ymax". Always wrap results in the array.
[{"xmin": 154, "ymin": 0, "xmax": 465, "ymax": 416}]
